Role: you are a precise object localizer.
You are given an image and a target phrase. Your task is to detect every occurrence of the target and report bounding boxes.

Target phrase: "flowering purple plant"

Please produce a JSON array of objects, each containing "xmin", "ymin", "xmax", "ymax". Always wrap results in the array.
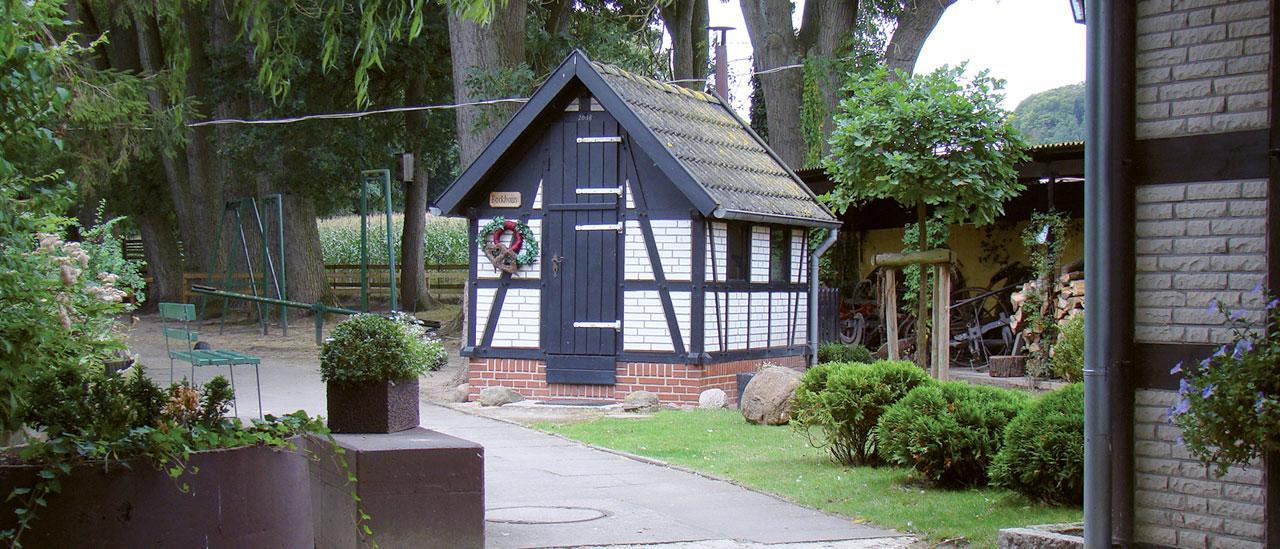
[{"xmin": 1168, "ymin": 287, "xmax": 1279, "ymax": 475}]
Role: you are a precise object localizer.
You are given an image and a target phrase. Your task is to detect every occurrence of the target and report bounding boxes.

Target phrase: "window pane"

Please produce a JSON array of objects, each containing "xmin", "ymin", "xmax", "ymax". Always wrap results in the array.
[
  {"xmin": 769, "ymin": 227, "xmax": 790, "ymax": 283},
  {"xmin": 726, "ymin": 224, "xmax": 750, "ymax": 281}
]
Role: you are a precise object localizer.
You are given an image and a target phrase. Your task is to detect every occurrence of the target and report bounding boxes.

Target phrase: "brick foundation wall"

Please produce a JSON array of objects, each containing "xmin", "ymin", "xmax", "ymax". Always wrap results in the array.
[
  {"xmin": 467, "ymin": 354, "xmax": 806, "ymax": 405},
  {"xmin": 1134, "ymin": 388, "xmax": 1265, "ymax": 547}
]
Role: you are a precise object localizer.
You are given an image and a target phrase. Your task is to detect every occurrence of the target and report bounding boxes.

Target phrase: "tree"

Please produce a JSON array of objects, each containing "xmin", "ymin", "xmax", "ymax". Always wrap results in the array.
[
  {"xmin": 1012, "ymin": 82, "xmax": 1085, "ymax": 145},
  {"xmin": 741, "ymin": 0, "xmax": 957, "ymax": 167},
  {"xmin": 823, "ymin": 65, "xmax": 1027, "ymax": 367}
]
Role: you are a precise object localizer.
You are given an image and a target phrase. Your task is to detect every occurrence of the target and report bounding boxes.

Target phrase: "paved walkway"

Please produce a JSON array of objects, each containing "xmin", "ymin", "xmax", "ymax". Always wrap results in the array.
[{"xmin": 128, "ymin": 317, "xmax": 908, "ymax": 548}]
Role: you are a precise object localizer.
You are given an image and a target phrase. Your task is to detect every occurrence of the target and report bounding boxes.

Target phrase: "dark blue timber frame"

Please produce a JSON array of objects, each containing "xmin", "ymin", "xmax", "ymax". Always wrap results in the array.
[{"xmin": 443, "ymin": 50, "xmax": 834, "ymax": 369}]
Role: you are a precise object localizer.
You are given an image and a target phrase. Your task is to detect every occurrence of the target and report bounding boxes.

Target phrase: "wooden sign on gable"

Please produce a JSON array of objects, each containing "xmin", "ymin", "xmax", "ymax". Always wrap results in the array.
[{"xmin": 489, "ymin": 192, "xmax": 521, "ymax": 208}]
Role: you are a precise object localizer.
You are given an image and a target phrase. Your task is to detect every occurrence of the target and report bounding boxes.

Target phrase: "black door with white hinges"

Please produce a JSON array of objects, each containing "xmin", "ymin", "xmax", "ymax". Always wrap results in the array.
[{"xmin": 542, "ymin": 107, "xmax": 622, "ymax": 385}]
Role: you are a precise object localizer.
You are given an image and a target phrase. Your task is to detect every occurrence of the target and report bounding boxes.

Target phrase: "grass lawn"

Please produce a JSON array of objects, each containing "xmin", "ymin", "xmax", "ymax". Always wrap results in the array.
[{"xmin": 537, "ymin": 409, "xmax": 1081, "ymax": 546}]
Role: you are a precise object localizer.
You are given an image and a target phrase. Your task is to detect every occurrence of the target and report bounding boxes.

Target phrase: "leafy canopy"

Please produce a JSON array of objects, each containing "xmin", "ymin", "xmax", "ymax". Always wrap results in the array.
[
  {"xmin": 1012, "ymin": 82, "xmax": 1085, "ymax": 146},
  {"xmin": 822, "ymin": 64, "xmax": 1028, "ymax": 227}
]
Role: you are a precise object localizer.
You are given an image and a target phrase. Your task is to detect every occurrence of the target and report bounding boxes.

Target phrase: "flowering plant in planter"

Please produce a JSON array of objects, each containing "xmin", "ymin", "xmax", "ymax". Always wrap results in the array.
[
  {"xmin": 320, "ymin": 313, "xmax": 446, "ymax": 433},
  {"xmin": 1168, "ymin": 287, "xmax": 1279, "ymax": 475}
]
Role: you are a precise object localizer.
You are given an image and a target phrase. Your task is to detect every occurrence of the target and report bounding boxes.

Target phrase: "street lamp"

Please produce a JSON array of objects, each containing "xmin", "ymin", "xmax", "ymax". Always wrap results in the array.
[{"xmin": 1068, "ymin": 0, "xmax": 1085, "ymax": 24}]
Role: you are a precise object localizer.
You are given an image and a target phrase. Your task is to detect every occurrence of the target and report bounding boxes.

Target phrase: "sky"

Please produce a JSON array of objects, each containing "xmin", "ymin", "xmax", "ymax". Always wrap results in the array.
[{"xmin": 704, "ymin": 0, "xmax": 1086, "ymax": 114}]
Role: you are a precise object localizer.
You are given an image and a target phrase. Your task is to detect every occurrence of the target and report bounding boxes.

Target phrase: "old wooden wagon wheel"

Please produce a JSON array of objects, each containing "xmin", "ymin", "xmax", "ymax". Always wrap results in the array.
[{"xmin": 948, "ymin": 286, "xmax": 1015, "ymax": 369}]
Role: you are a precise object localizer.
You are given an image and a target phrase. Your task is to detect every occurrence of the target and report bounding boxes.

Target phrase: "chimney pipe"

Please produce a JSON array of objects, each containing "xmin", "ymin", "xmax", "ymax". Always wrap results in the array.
[{"xmin": 708, "ymin": 26, "xmax": 733, "ymax": 98}]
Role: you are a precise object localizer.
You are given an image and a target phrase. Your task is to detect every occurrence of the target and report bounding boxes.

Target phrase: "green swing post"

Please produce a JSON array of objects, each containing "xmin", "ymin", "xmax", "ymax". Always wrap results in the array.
[
  {"xmin": 359, "ymin": 177, "xmax": 370, "ymax": 312},
  {"xmin": 359, "ymin": 169, "xmax": 396, "ymax": 312}
]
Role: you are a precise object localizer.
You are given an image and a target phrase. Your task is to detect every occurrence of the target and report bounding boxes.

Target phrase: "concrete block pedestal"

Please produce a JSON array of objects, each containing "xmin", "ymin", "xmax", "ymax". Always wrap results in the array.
[{"xmin": 310, "ymin": 427, "xmax": 485, "ymax": 548}]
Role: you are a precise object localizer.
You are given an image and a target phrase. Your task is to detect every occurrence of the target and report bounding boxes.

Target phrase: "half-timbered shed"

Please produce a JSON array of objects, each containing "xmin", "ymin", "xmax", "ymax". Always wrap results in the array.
[{"xmin": 434, "ymin": 50, "xmax": 839, "ymax": 405}]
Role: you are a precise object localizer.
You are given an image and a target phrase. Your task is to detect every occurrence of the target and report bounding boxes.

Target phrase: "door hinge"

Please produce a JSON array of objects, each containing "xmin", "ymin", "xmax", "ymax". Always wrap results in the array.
[
  {"xmin": 576, "ymin": 136, "xmax": 622, "ymax": 144},
  {"xmin": 575, "ymin": 222, "xmax": 624, "ymax": 232},
  {"xmin": 573, "ymin": 320, "xmax": 622, "ymax": 331},
  {"xmin": 575, "ymin": 187, "xmax": 624, "ymax": 196}
]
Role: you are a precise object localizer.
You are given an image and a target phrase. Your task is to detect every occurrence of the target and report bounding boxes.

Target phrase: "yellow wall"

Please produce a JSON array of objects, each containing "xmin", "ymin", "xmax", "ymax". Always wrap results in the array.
[{"xmin": 849, "ymin": 219, "xmax": 1084, "ymax": 290}]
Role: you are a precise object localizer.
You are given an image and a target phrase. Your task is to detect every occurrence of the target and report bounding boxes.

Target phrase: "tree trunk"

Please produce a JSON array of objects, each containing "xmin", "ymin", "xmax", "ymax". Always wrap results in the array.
[
  {"xmin": 400, "ymin": 74, "xmax": 434, "ymax": 312},
  {"xmin": 740, "ymin": 0, "xmax": 805, "ymax": 167},
  {"xmin": 175, "ymin": 2, "xmax": 229, "ymax": 273},
  {"xmin": 884, "ymin": 0, "xmax": 957, "ymax": 76},
  {"xmin": 809, "ymin": 0, "xmax": 855, "ymax": 152},
  {"xmin": 135, "ymin": 207, "xmax": 185, "ymax": 307},
  {"xmin": 447, "ymin": 0, "xmax": 527, "ymax": 167},
  {"xmin": 660, "ymin": 0, "xmax": 709, "ymax": 89},
  {"xmin": 915, "ymin": 199, "xmax": 928, "ymax": 369}
]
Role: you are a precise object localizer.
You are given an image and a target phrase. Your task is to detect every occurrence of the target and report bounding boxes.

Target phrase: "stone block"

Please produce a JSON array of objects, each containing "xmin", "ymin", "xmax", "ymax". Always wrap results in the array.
[
  {"xmin": 1173, "ymin": 60, "xmax": 1226, "ymax": 80},
  {"xmin": 1172, "ymin": 0, "xmax": 1230, "ymax": 8},
  {"xmin": 1228, "ymin": 273, "xmax": 1265, "ymax": 290},
  {"xmin": 1138, "ymin": 202, "xmax": 1175, "ymax": 219},
  {"xmin": 1186, "ymin": 181, "xmax": 1241, "ymax": 199},
  {"xmin": 1228, "ymin": 199, "xmax": 1266, "ymax": 216},
  {"xmin": 1140, "ymin": 291, "xmax": 1187, "ymax": 307},
  {"xmin": 1137, "ymin": 474, "xmax": 1171, "ymax": 491},
  {"xmin": 1226, "ymin": 53, "xmax": 1269, "ymax": 74},
  {"xmin": 1172, "ymin": 23, "xmax": 1227, "ymax": 45},
  {"xmin": 1138, "ymin": 66, "xmax": 1174, "ymax": 85},
  {"xmin": 1138, "ymin": 119, "xmax": 1186, "ymax": 139},
  {"xmin": 1186, "ymin": 219, "xmax": 1213, "ymax": 235},
  {"xmin": 1228, "ymin": 17, "xmax": 1269, "ymax": 38},
  {"xmin": 1137, "ymin": 184, "xmax": 1187, "ymax": 202},
  {"xmin": 1137, "ymin": 237, "xmax": 1175, "ymax": 254},
  {"xmin": 1139, "ymin": 11, "xmax": 1189, "ymax": 33},
  {"xmin": 1135, "ymin": 524, "xmax": 1179, "ymax": 546},
  {"xmin": 310, "ymin": 428, "xmax": 485, "ymax": 549},
  {"xmin": 1220, "ymin": 519, "xmax": 1265, "ymax": 538},
  {"xmin": 1222, "ymin": 483, "xmax": 1264, "ymax": 504},
  {"xmin": 1210, "ymin": 217, "xmax": 1264, "ymax": 235},
  {"xmin": 1213, "ymin": 74, "xmax": 1267, "ymax": 94},
  {"xmin": 1157, "ymin": 255, "xmax": 1211, "ymax": 271},
  {"xmin": 1206, "ymin": 499, "xmax": 1263, "ymax": 522},
  {"xmin": 1137, "ymin": 324, "xmax": 1186, "ymax": 342},
  {"xmin": 1178, "ymin": 530, "xmax": 1209, "ymax": 546},
  {"xmin": 1137, "ymin": 220, "xmax": 1187, "ymax": 237},
  {"xmin": 1226, "ymin": 92, "xmax": 1269, "ymax": 111},
  {"xmin": 1139, "ymin": 32, "xmax": 1175, "ymax": 51},
  {"xmin": 1139, "ymin": 47, "xmax": 1189, "ymax": 67},
  {"xmin": 1137, "ymin": 273, "xmax": 1174, "ymax": 290},
  {"xmin": 1137, "ymin": 85, "xmax": 1161, "ymax": 103},
  {"xmin": 1138, "ymin": 101, "xmax": 1172, "ymax": 120},
  {"xmin": 1209, "ymin": 254, "xmax": 1265, "ymax": 271},
  {"xmin": 1172, "ymin": 237, "xmax": 1228, "ymax": 254},
  {"xmin": 1138, "ymin": 0, "xmax": 1172, "ymax": 15},
  {"xmin": 1137, "ymin": 389, "xmax": 1180, "ymax": 407},
  {"xmin": 1174, "ymin": 200, "xmax": 1228, "ymax": 218},
  {"xmin": 1172, "ymin": 96, "xmax": 1226, "ymax": 116},
  {"xmin": 1187, "ymin": 41, "xmax": 1242, "ymax": 61},
  {"xmin": 1135, "ymin": 404, "xmax": 1174, "ymax": 424},
  {"xmin": 1243, "ymin": 36, "xmax": 1270, "ymax": 54},
  {"xmin": 1180, "ymin": 511, "xmax": 1225, "ymax": 532},
  {"xmin": 1160, "ymin": 79, "xmax": 1212, "ymax": 100},
  {"xmin": 1173, "ymin": 308, "xmax": 1224, "ymax": 324},
  {"xmin": 1188, "ymin": 7, "xmax": 1215, "ymax": 25},
  {"xmin": 1240, "ymin": 179, "xmax": 1267, "ymax": 197},
  {"xmin": 1227, "ymin": 236, "xmax": 1264, "ymax": 253},
  {"xmin": 1169, "ymin": 477, "xmax": 1222, "ymax": 497},
  {"xmin": 1212, "ymin": 1, "xmax": 1267, "ymax": 22}
]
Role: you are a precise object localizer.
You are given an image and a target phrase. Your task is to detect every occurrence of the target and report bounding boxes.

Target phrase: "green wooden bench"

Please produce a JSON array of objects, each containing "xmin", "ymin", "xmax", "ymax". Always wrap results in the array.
[{"xmin": 160, "ymin": 302, "xmax": 263, "ymax": 418}]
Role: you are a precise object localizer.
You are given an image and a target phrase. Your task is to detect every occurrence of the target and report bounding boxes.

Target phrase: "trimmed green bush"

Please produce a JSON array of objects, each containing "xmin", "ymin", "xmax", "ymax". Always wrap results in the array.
[
  {"xmin": 1051, "ymin": 313, "xmax": 1084, "ymax": 382},
  {"xmin": 989, "ymin": 383, "xmax": 1085, "ymax": 504},
  {"xmin": 793, "ymin": 360, "xmax": 932, "ymax": 465},
  {"xmin": 320, "ymin": 313, "xmax": 446, "ymax": 383},
  {"xmin": 876, "ymin": 382, "xmax": 1029, "ymax": 487},
  {"xmin": 817, "ymin": 342, "xmax": 874, "ymax": 365}
]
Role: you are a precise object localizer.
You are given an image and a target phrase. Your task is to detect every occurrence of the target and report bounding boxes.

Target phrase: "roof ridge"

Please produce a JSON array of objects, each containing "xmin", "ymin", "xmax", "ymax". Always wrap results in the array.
[{"xmin": 592, "ymin": 61, "xmax": 721, "ymax": 105}]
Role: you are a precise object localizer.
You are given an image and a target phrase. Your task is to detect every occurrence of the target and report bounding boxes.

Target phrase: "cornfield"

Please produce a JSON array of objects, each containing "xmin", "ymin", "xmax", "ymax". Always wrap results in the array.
[{"xmin": 318, "ymin": 214, "xmax": 468, "ymax": 265}]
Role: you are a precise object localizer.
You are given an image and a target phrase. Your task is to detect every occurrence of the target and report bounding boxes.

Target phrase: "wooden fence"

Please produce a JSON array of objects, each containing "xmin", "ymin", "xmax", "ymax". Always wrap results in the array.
[{"xmin": 178, "ymin": 264, "xmax": 467, "ymax": 304}]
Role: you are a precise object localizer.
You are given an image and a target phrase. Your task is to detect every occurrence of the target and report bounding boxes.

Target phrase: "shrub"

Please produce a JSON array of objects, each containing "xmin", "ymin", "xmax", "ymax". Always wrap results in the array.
[
  {"xmin": 816, "ymin": 342, "xmax": 874, "ymax": 365},
  {"xmin": 793, "ymin": 360, "xmax": 932, "ymax": 465},
  {"xmin": 876, "ymin": 382, "xmax": 1029, "ymax": 487},
  {"xmin": 989, "ymin": 383, "xmax": 1085, "ymax": 503},
  {"xmin": 317, "ymin": 214, "xmax": 468, "ymax": 265},
  {"xmin": 1051, "ymin": 313, "xmax": 1084, "ymax": 382},
  {"xmin": 320, "ymin": 313, "xmax": 447, "ymax": 383}
]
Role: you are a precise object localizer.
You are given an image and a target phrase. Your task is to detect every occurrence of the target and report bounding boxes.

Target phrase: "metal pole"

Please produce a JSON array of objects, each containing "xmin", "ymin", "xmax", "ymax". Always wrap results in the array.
[
  {"xmin": 272, "ymin": 194, "xmax": 288, "ymax": 335},
  {"xmin": 250, "ymin": 198, "xmax": 281, "ymax": 331},
  {"xmin": 809, "ymin": 228, "xmax": 839, "ymax": 365},
  {"xmin": 383, "ymin": 170, "xmax": 397, "ymax": 311},
  {"xmin": 360, "ymin": 176, "xmax": 370, "ymax": 312},
  {"xmin": 234, "ymin": 203, "xmax": 267, "ymax": 335},
  {"xmin": 1084, "ymin": 0, "xmax": 1136, "ymax": 545}
]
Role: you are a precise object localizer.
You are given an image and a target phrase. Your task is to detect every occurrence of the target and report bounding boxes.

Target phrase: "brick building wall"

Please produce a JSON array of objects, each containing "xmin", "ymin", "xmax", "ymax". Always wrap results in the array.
[
  {"xmin": 467, "ymin": 354, "xmax": 806, "ymax": 405},
  {"xmin": 1134, "ymin": 390, "xmax": 1265, "ymax": 547},
  {"xmin": 1133, "ymin": 1, "xmax": 1271, "ymax": 547},
  {"xmin": 1136, "ymin": 0, "xmax": 1270, "ymax": 139}
]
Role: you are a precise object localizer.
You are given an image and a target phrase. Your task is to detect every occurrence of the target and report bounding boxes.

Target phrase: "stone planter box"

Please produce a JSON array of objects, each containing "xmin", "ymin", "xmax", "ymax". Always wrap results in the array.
[
  {"xmin": 326, "ymin": 378, "xmax": 420, "ymax": 434},
  {"xmin": 0, "ymin": 441, "xmax": 312, "ymax": 547}
]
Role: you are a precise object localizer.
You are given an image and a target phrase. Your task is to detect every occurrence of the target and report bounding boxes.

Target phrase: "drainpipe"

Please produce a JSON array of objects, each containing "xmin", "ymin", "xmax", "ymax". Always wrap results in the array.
[
  {"xmin": 1084, "ymin": 0, "xmax": 1136, "ymax": 546},
  {"xmin": 809, "ymin": 228, "xmax": 839, "ymax": 366}
]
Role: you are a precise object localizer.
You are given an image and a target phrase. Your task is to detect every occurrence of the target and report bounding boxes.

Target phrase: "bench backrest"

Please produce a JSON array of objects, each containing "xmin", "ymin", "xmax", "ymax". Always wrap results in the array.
[{"xmin": 159, "ymin": 302, "xmax": 197, "ymax": 355}]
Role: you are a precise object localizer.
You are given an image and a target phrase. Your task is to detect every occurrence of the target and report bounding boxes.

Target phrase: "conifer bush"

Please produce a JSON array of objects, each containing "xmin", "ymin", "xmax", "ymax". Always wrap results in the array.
[
  {"xmin": 989, "ymin": 383, "xmax": 1085, "ymax": 504},
  {"xmin": 792, "ymin": 360, "xmax": 932, "ymax": 465},
  {"xmin": 876, "ymin": 382, "xmax": 1029, "ymax": 487},
  {"xmin": 816, "ymin": 342, "xmax": 874, "ymax": 365}
]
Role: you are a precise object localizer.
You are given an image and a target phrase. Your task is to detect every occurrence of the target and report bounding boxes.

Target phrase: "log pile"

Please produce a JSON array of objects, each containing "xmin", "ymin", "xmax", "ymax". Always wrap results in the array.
[{"xmin": 1010, "ymin": 265, "xmax": 1085, "ymax": 358}]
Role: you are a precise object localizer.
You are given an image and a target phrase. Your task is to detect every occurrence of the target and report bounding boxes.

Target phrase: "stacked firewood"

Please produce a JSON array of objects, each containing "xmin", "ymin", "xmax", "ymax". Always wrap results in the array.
[{"xmin": 1009, "ymin": 263, "xmax": 1085, "ymax": 357}]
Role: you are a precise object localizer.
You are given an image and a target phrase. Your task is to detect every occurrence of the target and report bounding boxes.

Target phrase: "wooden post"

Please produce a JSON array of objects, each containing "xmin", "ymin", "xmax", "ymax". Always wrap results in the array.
[
  {"xmin": 883, "ymin": 269, "xmax": 899, "ymax": 360},
  {"xmin": 931, "ymin": 265, "xmax": 951, "ymax": 380}
]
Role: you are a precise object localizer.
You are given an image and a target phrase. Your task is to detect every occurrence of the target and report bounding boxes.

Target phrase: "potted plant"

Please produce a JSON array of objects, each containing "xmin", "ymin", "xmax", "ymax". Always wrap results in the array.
[{"xmin": 320, "ymin": 314, "xmax": 446, "ymax": 433}]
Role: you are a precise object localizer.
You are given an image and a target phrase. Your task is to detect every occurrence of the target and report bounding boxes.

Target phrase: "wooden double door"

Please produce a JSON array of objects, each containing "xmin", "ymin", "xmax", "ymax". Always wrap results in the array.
[{"xmin": 541, "ymin": 110, "xmax": 625, "ymax": 385}]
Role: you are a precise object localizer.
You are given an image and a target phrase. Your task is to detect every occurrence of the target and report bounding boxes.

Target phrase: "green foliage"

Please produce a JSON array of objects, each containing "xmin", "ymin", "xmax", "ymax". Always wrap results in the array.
[
  {"xmin": 318, "ymin": 214, "xmax": 468, "ymax": 265},
  {"xmin": 748, "ymin": 73, "xmax": 768, "ymax": 143},
  {"xmin": 320, "ymin": 313, "xmax": 446, "ymax": 383},
  {"xmin": 1052, "ymin": 313, "xmax": 1085, "ymax": 382},
  {"xmin": 900, "ymin": 218, "xmax": 950, "ymax": 315},
  {"xmin": 1012, "ymin": 83, "xmax": 1085, "ymax": 145},
  {"xmin": 78, "ymin": 202, "xmax": 148, "ymax": 302},
  {"xmin": 990, "ymin": 384, "xmax": 1085, "ymax": 504},
  {"xmin": 1170, "ymin": 291, "xmax": 1280, "ymax": 475},
  {"xmin": 800, "ymin": 60, "xmax": 827, "ymax": 169},
  {"xmin": 822, "ymin": 64, "xmax": 1029, "ymax": 227},
  {"xmin": 877, "ymin": 382, "xmax": 1029, "ymax": 487},
  {"xmin": 793, "ymin": 361, "xmax": 932, "ymax": 465},
  {"xmin": 816, "ymin": 342, "xmax": 875, "ymax": 365},
  {"xmin": 1020, "ymin": 211, "xmax": 1070, "ymax": 373}
]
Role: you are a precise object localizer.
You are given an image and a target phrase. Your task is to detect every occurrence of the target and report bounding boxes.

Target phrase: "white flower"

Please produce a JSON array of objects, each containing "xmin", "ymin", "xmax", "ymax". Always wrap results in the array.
[
  {"xmin": 98, "ymin": 272, "xmax": 119, "ymax": 285},
  {"xmin": 60, "ymin": 264, "xmax": 80, "ymax": 286},
  {"xmin": 36, "ymin": 233, "xmax": 61, "ymax": 252}
]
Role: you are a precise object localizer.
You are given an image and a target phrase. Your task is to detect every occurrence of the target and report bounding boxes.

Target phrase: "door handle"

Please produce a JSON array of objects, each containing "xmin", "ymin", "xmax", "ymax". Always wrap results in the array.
[{"xmin": 551, "ymin": 254, "xmax": 564, "ymax": 276}]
